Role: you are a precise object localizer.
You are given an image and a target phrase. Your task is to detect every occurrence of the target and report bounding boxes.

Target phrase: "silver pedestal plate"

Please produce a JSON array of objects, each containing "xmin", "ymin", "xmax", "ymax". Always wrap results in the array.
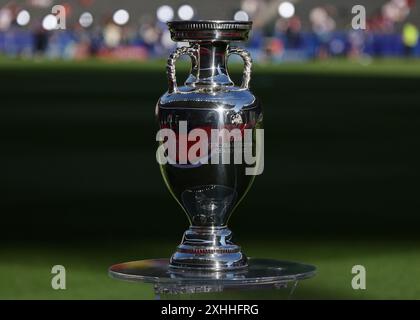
[{"xmin": 109, "ymin": 258, "xmax": 316, "ymax": 299}]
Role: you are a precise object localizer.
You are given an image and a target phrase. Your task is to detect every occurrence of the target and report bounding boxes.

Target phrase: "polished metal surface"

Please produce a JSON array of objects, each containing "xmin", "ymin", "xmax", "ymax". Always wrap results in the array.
[
  {"xmin": 156, "ymin": 20, "xmax": 262, "ymax": 271},
  {"xmin": 167, "ymin": 20, "xmax": 252, "ymax": 42},
  {"xmin": 109, "ymin": 258, "xmax": 316, "ymax": 294}
]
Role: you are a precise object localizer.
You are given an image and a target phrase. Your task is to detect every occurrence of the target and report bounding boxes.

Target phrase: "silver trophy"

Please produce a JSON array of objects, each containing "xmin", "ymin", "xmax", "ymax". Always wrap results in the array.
[
  {"xmin": 157, "ymin": 20, "xmax": 260, "ymax": 271},
  {"xmin": 110, "ymin": 21, "xmax": 315, "ymax": 296}
]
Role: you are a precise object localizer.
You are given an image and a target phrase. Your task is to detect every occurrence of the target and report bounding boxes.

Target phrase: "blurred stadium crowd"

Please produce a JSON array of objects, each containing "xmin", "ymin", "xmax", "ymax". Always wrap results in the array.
[{"xmin": 0, "ymin": 0, "xmax": 419, "ymax": 61}]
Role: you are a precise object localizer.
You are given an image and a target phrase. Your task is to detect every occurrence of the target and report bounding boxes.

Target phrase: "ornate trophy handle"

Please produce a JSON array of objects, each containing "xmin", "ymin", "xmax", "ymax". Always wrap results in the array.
[
  {"xmin": 228, "ymin": 46, "xmax": 252, "ymax": 89},
  {"xmin": 167, "ymin": 45, "xmax": 198, "ymax": 94}
]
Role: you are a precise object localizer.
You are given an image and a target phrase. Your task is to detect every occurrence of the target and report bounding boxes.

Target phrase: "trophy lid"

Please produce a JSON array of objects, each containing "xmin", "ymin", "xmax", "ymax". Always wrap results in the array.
[{"xmin": 167, "ymin": 20, "xmax": 252, "ymax": 42}]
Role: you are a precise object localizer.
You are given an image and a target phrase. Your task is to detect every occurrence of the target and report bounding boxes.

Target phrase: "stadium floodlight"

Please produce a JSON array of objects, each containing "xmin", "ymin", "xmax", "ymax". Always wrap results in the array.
[
  {"xmin": 278, "ymin": 1, "xmax": 295, "ymax": 19},
  {"xmin": 177, "ymin": 5, "xmax": 194, "ymax": 21},
  {"xmin": 16, "ymin": 10, "xmax": 31, "ymax": 26},
  {"xmin": 79, "ymin": 12, "xmax": 93, "ymax": 28},
  {"xmin": 42, "ymin": 14, "xmax": 57, "ymax": 30},
  {"xmin": 113, "ymin": 9, "xmax": 129, "ymax": 26},
  {"xmin": 157, "ymin": 5, "xmax": 174, "ymax": 22},
  {"xmin": 234, "ymin": 10, "xmax": 249, "ymax": 21}
]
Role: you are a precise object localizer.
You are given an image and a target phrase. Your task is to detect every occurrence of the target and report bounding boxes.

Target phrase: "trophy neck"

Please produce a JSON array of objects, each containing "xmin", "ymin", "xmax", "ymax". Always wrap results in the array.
[{"xmin": 186, "ymin": 41, "xmax": 234, "ymax": 89}]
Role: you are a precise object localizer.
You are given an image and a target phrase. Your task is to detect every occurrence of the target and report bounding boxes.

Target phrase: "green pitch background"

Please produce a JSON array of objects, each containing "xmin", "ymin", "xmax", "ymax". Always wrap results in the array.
[{"xmin": 1, "ymin": 58, "xmax": 420, "ymax": 299}]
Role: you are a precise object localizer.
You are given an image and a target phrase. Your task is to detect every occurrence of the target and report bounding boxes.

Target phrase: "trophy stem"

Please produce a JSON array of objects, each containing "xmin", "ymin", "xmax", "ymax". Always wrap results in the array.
[
  {"xmin": 169, "ymin": 226, "xmax": 248, "ymax": 271},
  {"xmin": 185, "ymin": 41, "xmax": 234, "ymax": 89}
]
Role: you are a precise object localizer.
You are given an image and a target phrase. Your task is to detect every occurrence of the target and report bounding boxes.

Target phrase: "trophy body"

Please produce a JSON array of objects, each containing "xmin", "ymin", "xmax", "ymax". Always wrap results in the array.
[{"xmin": 156, "ymin": 21, "xmax": 262, "ymax": 271}]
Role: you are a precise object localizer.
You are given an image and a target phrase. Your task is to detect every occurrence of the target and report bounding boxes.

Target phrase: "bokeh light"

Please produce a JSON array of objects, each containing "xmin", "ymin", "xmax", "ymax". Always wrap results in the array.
[
  {"xmin": 178, "ymin": 5, "xmax": 194, "ymax": 21},
  {"xmin": 79, "ymin": 12, "xmax": 93, "ymax": 28},
  {"xmin": 278, "ymin": 2, "xmax": 295, "ymax": 19},
  {"xmin": 42, "ymin": 14, "xmax": 57, "ymax": 30},
  {"xmin": 16, "ymin": 10, "xmax": 31, "ymax": 27},
  {"xmin": 241, "ymin": 0, "xmax": 258, "ymax": 15},
  {"xmin": 234, "ymin": 10, "xmax": 249, "ymax": 21},
  {"xmin": 113, "ymin": 9, "xmax": 129, "ymax": 26},
  {"xmin": 157, "ymin": 5, "xmax": 174, "ymax": 22}
]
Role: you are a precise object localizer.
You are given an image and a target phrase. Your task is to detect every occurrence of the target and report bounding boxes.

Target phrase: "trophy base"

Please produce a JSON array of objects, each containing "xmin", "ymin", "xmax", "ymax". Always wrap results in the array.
[
  {"xmin": 169, "ymin": 226, "xmax": 247, "ymax": 271},
  {"xmin": 109, "ymin": 258, "xmax": 316, "ymax": 297}
]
